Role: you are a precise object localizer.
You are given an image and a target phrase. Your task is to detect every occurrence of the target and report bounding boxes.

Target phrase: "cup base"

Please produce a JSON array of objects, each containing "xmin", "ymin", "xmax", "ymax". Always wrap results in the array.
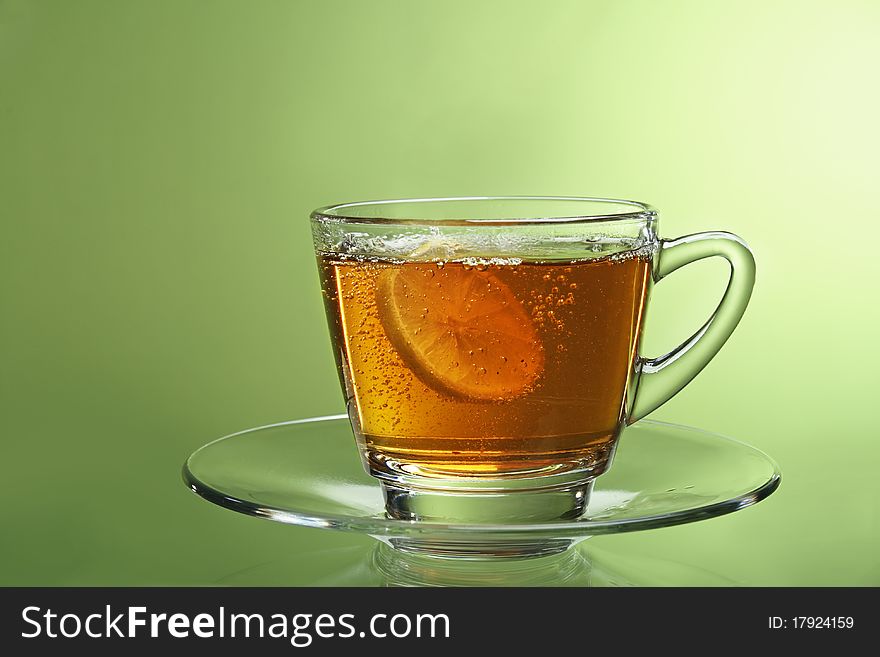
[
  {"xmin": 381, "ymin": 478, "xmax": 594, "ymax": 524},
  {"xmin": 376, "ymin": 478, "xmax": 592, "ymax": 558}
]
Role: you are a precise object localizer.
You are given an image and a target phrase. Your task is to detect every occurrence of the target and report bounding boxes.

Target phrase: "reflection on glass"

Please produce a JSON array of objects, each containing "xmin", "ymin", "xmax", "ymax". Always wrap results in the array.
[{"xmin": 214, "ymin": 540, "xmax": 741, "ymax": 587}]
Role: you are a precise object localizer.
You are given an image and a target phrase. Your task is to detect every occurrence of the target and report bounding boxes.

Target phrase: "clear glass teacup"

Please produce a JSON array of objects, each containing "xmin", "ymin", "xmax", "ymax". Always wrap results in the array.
[{"xmin": 312, "ymin": 197, "xmax": 754, "ymax": 523}]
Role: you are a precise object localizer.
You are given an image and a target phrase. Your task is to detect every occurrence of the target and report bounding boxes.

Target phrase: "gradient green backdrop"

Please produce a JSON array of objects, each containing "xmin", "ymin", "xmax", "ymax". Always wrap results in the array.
[{"xmin": 2, "ymin": 0, "xmax": 877, "ymax": 585}]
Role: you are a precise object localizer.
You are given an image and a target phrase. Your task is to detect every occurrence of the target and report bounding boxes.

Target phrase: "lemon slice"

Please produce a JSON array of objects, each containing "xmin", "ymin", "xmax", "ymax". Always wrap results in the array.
[{"xmin": 376, "ymin": 265, "xmax": 544, "ymax": 401}]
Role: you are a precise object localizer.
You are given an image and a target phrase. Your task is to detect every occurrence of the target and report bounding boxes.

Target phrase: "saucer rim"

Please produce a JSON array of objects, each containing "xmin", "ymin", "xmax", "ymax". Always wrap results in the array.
[{"xmin": 182, "ymin": 415, "xmax": 781, "ymax": 537}]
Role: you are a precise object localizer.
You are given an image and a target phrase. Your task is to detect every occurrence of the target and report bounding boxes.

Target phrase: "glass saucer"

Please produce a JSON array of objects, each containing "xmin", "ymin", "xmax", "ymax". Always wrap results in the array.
[{"xmin": 183, "ymin": 415, "xmax": 780, "ymax": 558}]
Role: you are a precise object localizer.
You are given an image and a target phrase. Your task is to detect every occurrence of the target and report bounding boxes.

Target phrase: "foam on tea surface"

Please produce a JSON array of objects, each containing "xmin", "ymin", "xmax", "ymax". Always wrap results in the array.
[{"xmin": 313, "ymin": 222, "xmax": 655, "ymax": 264}]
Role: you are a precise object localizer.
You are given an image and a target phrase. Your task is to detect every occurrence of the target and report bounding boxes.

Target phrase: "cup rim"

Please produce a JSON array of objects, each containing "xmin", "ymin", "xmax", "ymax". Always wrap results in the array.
[{"xmin": 310, "ymin": 196, "xmax": 657, "ymax": 227}]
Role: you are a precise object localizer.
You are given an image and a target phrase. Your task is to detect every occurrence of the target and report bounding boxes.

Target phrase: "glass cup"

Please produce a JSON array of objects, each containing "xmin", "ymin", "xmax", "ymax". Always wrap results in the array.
[{"xmin": 311, "ymin": 197, "xmax": 755, "ymax": 524}]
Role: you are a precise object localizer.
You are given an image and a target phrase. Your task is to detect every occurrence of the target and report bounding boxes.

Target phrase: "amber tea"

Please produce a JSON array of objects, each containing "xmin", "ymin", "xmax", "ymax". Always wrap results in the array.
[{"xmin": 319, "ymin": 251, "xmax": 652, "ymax": 478}]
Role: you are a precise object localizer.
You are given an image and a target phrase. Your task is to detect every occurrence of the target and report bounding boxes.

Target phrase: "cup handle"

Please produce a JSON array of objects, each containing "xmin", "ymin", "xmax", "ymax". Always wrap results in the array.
[{"xmin": 628, "ymin": 231, "xmax": 756, "ymax": 423}]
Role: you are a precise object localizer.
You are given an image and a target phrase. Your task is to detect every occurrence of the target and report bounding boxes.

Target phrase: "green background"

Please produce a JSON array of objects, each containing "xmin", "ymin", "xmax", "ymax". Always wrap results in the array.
[{"xmin": 2, "ymin": 0, "xmax": 877, "ymax": 585}]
